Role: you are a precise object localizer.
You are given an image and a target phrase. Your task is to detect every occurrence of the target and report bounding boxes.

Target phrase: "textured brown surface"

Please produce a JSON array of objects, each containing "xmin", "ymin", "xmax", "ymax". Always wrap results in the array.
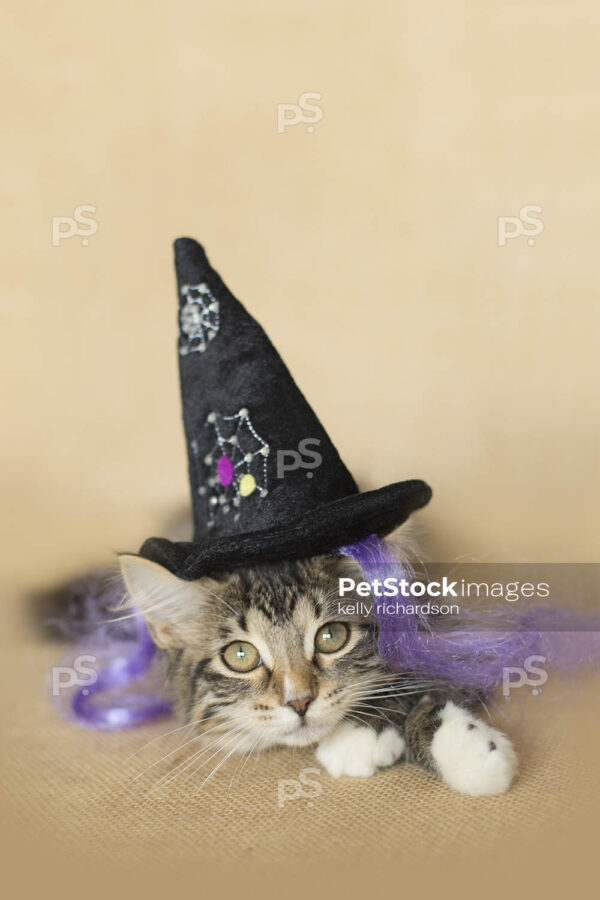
[
  {"xmin": 2, "ymin": 0, "xmax": 600, "ymax": 895},
  {"xmin": 3, "ymin": 603, "xmax": 599, "ymax": 875}
]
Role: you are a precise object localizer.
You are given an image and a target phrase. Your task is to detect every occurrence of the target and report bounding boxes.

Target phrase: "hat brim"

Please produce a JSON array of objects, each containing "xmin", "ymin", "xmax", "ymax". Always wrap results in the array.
[{"xmin": 138, "ymin": 479, "xmax": 432, "ymax": 580}]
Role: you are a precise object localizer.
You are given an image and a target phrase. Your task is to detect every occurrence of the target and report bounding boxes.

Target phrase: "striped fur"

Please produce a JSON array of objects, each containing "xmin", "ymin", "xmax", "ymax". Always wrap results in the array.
[{"xmin": 119, "ymin": 551, "xmax": 502, "ymax": 787}]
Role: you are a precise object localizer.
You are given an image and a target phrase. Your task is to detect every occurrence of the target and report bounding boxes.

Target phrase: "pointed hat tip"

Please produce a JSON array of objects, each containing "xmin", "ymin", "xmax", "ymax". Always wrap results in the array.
[
  {"xmin": 174, "ymin": 236, "xmax": 206, "ymax": 257},
  {"xmin": 173, "ymin": 237, "xmax": 210, "ymax": 282}
]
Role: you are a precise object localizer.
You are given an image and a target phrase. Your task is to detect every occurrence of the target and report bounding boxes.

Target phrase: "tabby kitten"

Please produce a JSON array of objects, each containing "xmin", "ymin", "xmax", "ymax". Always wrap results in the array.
[{"xmin": 119, "ymin": 551, "xmax": 517, "ymax": 796}]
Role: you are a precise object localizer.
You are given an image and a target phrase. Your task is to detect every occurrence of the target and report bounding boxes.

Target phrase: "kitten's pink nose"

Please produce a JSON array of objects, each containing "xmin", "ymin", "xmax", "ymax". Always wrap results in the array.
[{"xmin": 286, "ymin": 697, "xmax": 312, "ymax": 718}]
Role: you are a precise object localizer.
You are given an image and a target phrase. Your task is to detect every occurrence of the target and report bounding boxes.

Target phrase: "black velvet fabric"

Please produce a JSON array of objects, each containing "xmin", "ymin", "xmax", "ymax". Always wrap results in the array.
[{"xmin": 139, "ymin": 238, "xmax": 432, "ymax": 579}]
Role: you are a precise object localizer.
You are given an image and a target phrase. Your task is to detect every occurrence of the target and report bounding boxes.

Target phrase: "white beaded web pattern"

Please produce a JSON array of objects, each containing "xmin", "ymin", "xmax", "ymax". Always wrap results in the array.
[
  {"xmin": 191, "ymin": 408, "xmax": 270, "ymax": 527},
  {"xmin": 178, "ymin": 282, "xmax": 220, "ymax": 356}
]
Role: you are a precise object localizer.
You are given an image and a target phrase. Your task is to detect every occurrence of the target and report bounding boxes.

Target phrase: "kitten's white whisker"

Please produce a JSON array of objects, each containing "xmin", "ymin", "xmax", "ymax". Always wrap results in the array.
[
  {"xmin": 351, "ymin": 701, "xmax": 403, "ymax": 713},
  {"xmin": 125, "ymin": 716, "xmax": 232, "ymax": 788},
  {"xmin": 185, "ymin": 728, "xmax": 251, "ymax": 791},
  {"xmin": 350, "ymin": 687, "xmax": 439, "ymax": 701},
  {"xmin": 195, "ymin": 732, "xmax": 254, "ymax": 794},
  {"xmin": 347, "ymin": 705, "xmax": 395, "ymax": 725},
  {"xmin": 124, "ymin": 720, "xmax": 196, "ymax": 762},
  {"xmin": 131, "ymin": 709, "xmax": 249, "ymax": 790},
  {"xmin": 348, "ymin": 680, "xmax": 442, "ymax": 697},
  {"xmin": 227, "ymin": 731, "xmax": 262, "ymax": 792},
  {"xmin": 343, "ymin": 711, "xmax": 375, "ymax": 730},
  {"xmin": 196, "ymin": 584, "xmax": 239, "ymax": 617},
  {"xmin": 152, "ymin": 726, "xmax": 246, "ymax": 792}
]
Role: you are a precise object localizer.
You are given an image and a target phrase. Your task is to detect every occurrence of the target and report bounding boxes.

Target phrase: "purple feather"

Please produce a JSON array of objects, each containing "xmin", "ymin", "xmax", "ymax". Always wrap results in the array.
[
  {"xmin": 50, "ymin": 571, "xmax": 172, "ymax": 730},
  {"xmin": 338, "ymin": 535, "xmax": 600, "ymax": 693}
]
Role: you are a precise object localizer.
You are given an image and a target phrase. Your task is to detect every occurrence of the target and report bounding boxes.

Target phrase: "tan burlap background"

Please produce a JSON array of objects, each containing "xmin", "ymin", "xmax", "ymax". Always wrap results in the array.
[
  {"xmin": 3, "ymin": 608, "xmax": 600, "ymax": 892},
  {"xmin": 2, "ymin": 0, "xmax": 599, "ymax": 895}
]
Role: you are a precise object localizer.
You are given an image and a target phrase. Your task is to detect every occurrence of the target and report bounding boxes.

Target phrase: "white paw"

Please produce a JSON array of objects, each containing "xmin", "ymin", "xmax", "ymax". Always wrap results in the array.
[
  {"xmin": 316, "ymin": 723, "xmax": 405, "ymax": 778},
  {"xmin": 431, "ymin": 702, "xmax": 517, "ymax": 797},
  {"xmin": 373, "ymin": 727, "xmax": 406, "ymax": 768}
]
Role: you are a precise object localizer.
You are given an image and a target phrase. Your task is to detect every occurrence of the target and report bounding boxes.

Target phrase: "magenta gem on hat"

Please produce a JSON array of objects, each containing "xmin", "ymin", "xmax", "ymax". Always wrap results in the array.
[{"xmin": 217, "ymin": 455, "xmax": 234, "ymax": 486}]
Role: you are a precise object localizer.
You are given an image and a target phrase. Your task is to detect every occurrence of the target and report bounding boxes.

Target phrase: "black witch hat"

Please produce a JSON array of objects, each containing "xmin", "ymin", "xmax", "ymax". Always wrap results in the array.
[{"xmin": 139, "ymin": 238, "xmax": 431, "ymax": 580}]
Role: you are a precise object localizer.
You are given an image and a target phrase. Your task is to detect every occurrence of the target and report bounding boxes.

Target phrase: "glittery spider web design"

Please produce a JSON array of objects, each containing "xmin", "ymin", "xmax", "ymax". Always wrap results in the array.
[
  {"xmin": 178, "ymin": 282, "xmax": 220, "ymax": 356},
  {"xmin": 191, "ymin": 408, "xmax": 270, "ymax": 527}
]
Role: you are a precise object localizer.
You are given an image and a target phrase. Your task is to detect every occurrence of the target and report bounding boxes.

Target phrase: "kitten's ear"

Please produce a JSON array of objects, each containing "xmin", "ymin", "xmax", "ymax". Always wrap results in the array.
[
  {"xmin": 322, "ymin": 554, "xmax": 366, "ymax": 582},
  {"xmin": 118, "ymin": 555, "xmax": 215, "ymax": 649}
]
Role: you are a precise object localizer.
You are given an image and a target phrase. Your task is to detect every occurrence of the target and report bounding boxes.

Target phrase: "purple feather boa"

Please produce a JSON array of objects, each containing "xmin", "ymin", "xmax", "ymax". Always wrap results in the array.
[
  {"xmin": 69, "ymin": 612, "xmax": 172, "ymax": 729},
  {"xmin": 51, "ymin": 571, "xmax": 172, "ymax": 730},
  {"xmin": 339, "ymin": 535, "xmax": 600, "ymax": 693}
]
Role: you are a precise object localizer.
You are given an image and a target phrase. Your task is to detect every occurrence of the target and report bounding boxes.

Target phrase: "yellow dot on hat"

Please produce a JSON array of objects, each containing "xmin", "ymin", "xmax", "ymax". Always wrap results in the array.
[{"xmin": 239, "ymin": 474, "xmax": 256, "ymax": 497}]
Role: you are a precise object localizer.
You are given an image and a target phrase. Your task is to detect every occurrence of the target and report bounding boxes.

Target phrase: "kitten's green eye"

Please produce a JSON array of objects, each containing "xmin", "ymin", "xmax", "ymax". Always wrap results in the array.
[
  {"xmin": 315, "ymin": 622, "xmax": 349, "ymax": 654},
  {"xmin": 222, "ymin": 641, "xmax": 262, "ymax": 673}
]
